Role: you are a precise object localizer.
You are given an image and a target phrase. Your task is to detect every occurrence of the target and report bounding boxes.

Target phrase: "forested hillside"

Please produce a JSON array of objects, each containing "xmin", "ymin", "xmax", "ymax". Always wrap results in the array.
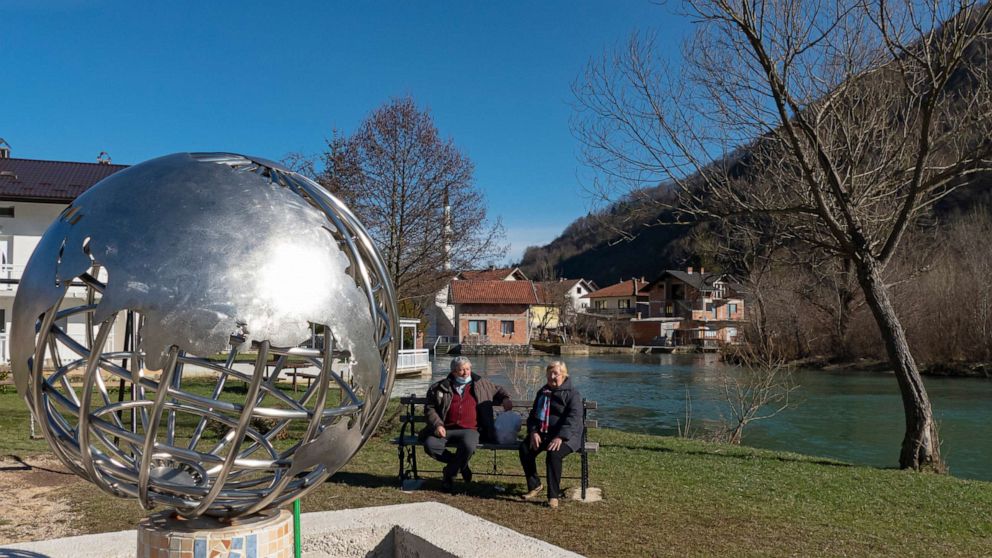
[{"xmin": 519, "ymin": 179, "xmax": 992, "ymax": 285}]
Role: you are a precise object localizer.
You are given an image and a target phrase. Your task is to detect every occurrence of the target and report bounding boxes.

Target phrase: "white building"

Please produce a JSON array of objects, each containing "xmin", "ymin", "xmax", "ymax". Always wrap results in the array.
[
  {"xmin": 560, "ymin": 278, "xmax": 596, "ymax": 313},
  {"xmin": 0, "ymin": 147, "xmax": 127, "ymax": 362}
]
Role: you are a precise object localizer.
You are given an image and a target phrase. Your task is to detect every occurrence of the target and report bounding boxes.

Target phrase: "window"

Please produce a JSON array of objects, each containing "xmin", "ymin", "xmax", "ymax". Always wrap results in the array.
[
  {"xmin": 705, "ymin": 329, "xmax": 717, "ymax": 338},
  {"xmin": 618, "ymin": 299, "xmax": 631, "ymax": 309},
  {"xmin": 501, "ymin": 320, "xmax": 514, "ymax": 335},
  {"xmin": 0, "ymin": 308, "xmax": 5, "ymax": 333},
  {"xmin": 727, "ymin": 327, "xmax": 738, "ymax": 338},
  {"xmin": 729, "ymin": 303, "xmax": 738, "ymax": 316},
  {"xmin": 0, "ymin": 207, "xmax": 13, "ymax": 218},
  {"xmin": 468, "ymin": 320, "xmax": 487, "ymax": 335},
  {"xmin": 594, "ymin": 300, "xmax": 606, "ymax": 309}
]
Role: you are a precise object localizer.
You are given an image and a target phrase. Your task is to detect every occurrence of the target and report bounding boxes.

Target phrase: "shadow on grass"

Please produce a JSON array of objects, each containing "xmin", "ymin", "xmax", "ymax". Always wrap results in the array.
[
  {"xmin": 604, "ymin": 444, "xmax": 674, "ymax": 454},
  {"xmin": 680, "ymin": 448, "xmax": 853, "ymax": 468},
  {"xmin": 606, "ymin": 441, "xmax": 853, "ymax": 468},
  {"xmin": 0, "ymin": 454, "xmax": 74, "ymax": 475},
  {"xmin": 328, "ymin": 471, "xmax": 398, "ymax": 489},
  {"xmin": 330, "ymin": 470, "xmax": 531, "ymax": 502}
]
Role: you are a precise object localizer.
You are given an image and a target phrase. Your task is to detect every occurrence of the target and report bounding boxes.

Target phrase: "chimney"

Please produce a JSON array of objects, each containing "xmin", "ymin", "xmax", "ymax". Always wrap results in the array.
[
  {"xmin": 0, "ymin": 138, "xmax": 10, "ymax": 159},
  {"xmin": 97, "ymin": 151, "xmax": 112, "ymax": 165},
  {"xmin": 699, "ymin": 267, "xmax": 705, "ymax": 275},
  {"xmin": 687, "ymin": 266, "xmax": 694, "ymax": 274}
]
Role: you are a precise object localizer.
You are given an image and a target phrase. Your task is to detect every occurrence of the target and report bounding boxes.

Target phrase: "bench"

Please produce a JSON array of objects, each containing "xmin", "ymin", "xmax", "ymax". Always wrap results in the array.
[{"xmin": 392, "ymin": 394, "xmax": 599, "ymax": 498}]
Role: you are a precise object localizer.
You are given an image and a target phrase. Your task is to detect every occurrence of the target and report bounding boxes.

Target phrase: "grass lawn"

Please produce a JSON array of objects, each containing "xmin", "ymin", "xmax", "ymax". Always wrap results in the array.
[{"xmin": 3, "ymin": 386, "xmax": 991, "ymax": 557}]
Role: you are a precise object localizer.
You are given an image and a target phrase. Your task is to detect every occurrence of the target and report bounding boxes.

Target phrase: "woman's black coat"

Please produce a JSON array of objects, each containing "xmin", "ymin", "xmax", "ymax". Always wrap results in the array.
[{"xmin": 525, "ymin": 377, "xmax": 583, "ymax": 452}]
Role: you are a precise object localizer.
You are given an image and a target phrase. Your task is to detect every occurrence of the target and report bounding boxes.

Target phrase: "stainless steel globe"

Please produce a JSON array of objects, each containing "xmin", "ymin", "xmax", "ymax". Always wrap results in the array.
[{"xmin": 10, "ymin": 153, "xmax": 398, "ymax": 518}]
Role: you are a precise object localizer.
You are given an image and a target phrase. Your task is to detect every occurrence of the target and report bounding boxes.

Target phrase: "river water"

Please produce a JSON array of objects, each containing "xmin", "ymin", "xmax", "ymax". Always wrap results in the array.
[{"xmin": 393, "ymin": 353, "xmax": 992, "ymax": 482}]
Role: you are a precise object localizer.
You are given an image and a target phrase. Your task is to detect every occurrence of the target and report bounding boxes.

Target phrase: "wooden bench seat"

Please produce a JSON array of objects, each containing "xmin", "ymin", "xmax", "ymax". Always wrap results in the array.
[{"xmin": 391, "ymin": 394, "xmax": 598, "ymax": 498}]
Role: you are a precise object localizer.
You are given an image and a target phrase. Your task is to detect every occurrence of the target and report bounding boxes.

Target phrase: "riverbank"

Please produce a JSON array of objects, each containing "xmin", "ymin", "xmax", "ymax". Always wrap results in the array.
[
  {"xmin": 531, "ymin": 341, "xmax": 639, "ymax": 356},
  {"xmin": 788, "ymin": 355, "xmax": 992, "ymax": 378},
  {"xmin": 3, "ymin": 392, "xmax": 990, "ymax": 556}
]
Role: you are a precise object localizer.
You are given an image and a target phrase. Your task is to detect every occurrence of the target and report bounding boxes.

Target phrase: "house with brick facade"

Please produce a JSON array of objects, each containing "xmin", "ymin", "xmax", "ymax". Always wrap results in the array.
[
  {"xmin": 580, "ymin": 278, "xmax": 649, "ymax": 317},
  {"xmin": 426, "ymin": 267, "xmax": 529, "ymax": 342},
  {"xmin": 631, "ymin": 267, "xmax": 746, "ymax": 348},
  {"xmin": 448, "ymin": 279, "xmax": 539, "ymax": 351}
]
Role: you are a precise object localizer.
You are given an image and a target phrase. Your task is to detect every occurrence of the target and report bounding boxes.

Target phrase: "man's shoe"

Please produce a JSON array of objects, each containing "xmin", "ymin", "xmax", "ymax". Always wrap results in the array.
[
  {"xmin": 441, "ymin": 464, "xmax": 456, "ymax": 492},
  {"xmin": 461, "ymin": 465, "xmax": 473, "ymax": 483},
  {"xmin": 521, "ymin": 484, "xmax": 544, "ymax": 500},
  {"xmin": 548, "ymin": 498, "xmax": 559, "ymax": 510}
]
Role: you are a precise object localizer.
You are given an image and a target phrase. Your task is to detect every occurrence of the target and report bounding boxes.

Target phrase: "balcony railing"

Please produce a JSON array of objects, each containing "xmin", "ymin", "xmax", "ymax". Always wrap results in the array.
[
  {"xmin": 0, "ymin": 264, "xmax": 24, "ymax": 291},
  {"xmin": 587, "ymin": 307, "xmax": 636, "ymax": 316},
  {"xmin": 397, "ymin": 349, "xmax": 430, "ymax": 370},
  {"xmin": 431, "ymin": 335, "xmax": 456, "ymax": 352}
]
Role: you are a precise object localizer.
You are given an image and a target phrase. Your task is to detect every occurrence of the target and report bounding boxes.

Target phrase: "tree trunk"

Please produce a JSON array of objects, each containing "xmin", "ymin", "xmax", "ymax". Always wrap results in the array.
[
  {"xmin": 854, "ymin": 254, "xmax": 944, "ymax": 472},
  {"xmin": 728, "ymin": 422, "xmax": 744, "ymax": 445}
]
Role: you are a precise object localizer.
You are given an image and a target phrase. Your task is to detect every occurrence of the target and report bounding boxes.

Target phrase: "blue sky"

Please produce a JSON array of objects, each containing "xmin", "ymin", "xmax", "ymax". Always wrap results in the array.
[{"xmin": 1, "ymin": 1, "xmax": 691, "ymax": 263}]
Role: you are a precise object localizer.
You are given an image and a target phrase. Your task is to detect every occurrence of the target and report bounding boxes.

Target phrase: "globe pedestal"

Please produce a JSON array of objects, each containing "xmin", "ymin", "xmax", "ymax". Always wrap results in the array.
[{"xmin": 137, "ymin": 509, "xmax": 294, "ymax": 558}]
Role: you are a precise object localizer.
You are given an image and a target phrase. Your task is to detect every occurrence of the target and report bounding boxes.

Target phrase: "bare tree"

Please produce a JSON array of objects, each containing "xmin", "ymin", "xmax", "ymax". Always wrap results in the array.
[
  {"xmin": 719, "ymin": 343, "xmax": 798, "ymax": 444},
  {"xmin": 321, "ymin": 97, "xmax": 506, "ymax": 304},
  {"xmin": 280, "ymin": 151, "xmax": 320, "ymax": 181},
  {"xmin": 500, "ymin": 354, "xmax": 547, "ymax": 400},
  {"xmin": 574, "ymin": 1, "xmax": 992, "ymax": 470},
  {"xmin": 531, "ymin": 263, "xmax": 577, "ymax": 342},
  {"xmin": 794, "ymin": 256, "xmax": 863, "ymax": 358}
]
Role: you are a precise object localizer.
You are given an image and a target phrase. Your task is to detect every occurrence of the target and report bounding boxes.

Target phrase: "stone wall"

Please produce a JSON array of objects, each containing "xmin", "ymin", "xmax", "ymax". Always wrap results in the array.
[{"xmin": 456, "ymin": 343, "xmax": 532, "ymax": 356}]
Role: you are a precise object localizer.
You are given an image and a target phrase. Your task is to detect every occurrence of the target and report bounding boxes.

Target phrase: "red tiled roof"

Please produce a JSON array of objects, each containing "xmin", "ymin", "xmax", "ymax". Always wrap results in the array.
[
  {"xmin": 533, "ymin": 279, "xmax": 582, "ymax": 304},
  {"xmin": 583, "ymin": 278, "xmax": 649, "ymax": 299},
  {"xmin": 0, "ymin": 158, "xmax": 128, "ymax": 203},
  {"xmin": 456, "ymin": 267, "xmax": 528, "ymax": 281},
  {"xmin": 450, "ymin": 280, "xmax": 539, "ymax": 305}
]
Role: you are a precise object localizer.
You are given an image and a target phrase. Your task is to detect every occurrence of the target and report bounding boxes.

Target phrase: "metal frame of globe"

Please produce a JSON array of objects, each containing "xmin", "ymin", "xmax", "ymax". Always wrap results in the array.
[{"xmin": 15, "ymin": 154, "xmax": 398, "ymax": 518}]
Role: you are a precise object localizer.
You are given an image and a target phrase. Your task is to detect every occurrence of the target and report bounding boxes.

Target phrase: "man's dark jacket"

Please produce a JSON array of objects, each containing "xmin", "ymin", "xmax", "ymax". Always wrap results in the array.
[
  {"xmin": 526, "ymin": 377, "xmax": 584, "ymax": 452},
  {"xmin": 420, "ymin": 373, "xmax": 511, "ymax": 443}
]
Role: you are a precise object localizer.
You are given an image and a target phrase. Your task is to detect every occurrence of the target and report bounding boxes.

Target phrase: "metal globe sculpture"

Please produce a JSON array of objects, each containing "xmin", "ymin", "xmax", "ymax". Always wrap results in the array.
[{"xmin": 10, "ymin": 153, "xmax": 397, "ymax": 518}]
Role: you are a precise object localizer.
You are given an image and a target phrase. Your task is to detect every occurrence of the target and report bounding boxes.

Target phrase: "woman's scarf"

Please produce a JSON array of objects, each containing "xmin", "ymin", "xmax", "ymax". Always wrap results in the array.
[{"xmin": 538, "ymin": 387, "xmax": 552, "ymax": 433}]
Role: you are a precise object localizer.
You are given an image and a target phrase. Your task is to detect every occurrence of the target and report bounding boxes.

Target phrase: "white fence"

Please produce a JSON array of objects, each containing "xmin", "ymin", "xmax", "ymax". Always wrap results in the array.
[{"xmin": 397, "ymin": 349, "xmax": 430, "ymax": 370}]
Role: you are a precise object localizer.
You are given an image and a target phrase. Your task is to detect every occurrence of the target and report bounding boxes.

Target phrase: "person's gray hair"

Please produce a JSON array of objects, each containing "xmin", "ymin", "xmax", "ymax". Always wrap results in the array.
[{"xmin": 450, "ymin": 356, "xmax": 472, "ymax": 373}]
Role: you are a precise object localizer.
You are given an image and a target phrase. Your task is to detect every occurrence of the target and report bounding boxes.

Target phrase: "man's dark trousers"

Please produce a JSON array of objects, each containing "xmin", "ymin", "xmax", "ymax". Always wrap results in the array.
[{"xmin": 423, "ymin": 428, "xmax": 480, "ymax": 478}]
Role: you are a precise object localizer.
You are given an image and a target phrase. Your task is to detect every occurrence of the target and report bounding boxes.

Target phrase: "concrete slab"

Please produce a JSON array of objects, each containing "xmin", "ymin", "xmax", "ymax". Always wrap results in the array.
[
  {"xmin": 1, "ymin": 502, "xmax": 583, "ymax": 558},
  {"xmin": 566, "ymin": 486, "xmax": 603, "ymax": 503}
]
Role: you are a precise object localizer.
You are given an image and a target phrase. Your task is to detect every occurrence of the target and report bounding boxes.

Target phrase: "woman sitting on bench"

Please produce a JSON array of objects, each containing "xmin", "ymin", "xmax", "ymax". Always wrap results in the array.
[{"xmin": 519, "ymin": 360, "xmax": 583, "ymax": 509}]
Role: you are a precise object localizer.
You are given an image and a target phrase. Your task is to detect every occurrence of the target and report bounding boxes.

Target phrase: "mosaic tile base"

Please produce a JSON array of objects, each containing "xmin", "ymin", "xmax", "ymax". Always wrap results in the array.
[{"xmin": 137, "ymin": 509, "xmax": 294, "ymax": 558}]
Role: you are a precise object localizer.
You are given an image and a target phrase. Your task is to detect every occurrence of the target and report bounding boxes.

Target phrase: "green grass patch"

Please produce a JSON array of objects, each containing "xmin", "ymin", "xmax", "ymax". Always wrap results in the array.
[{"xmin": 3, "ymin": 388, "xmax": 991, "ymax": 556}]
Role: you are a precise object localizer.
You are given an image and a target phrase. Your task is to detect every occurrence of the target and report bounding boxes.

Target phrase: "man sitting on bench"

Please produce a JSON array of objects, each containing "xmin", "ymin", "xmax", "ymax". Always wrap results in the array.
[{"xmin": 420, "ymin": 356, "xmax": 514, "ymax": 492}]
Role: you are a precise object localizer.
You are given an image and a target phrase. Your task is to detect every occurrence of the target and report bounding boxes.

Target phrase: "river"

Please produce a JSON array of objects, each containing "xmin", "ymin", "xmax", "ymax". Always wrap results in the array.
[{"xmin": 393, "ymin": 353, "xmax": 992, "ymax": 482}]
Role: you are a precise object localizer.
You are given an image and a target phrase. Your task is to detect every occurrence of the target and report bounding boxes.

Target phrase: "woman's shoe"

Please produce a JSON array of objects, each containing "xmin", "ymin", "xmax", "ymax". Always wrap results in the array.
[
  {"xmin": 521, "ymin": 485, "xmax": 544, "ymax": 500},
  {"xmin": 548, "ymin": 498, "xmax": 559, "ymax": 509}
]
